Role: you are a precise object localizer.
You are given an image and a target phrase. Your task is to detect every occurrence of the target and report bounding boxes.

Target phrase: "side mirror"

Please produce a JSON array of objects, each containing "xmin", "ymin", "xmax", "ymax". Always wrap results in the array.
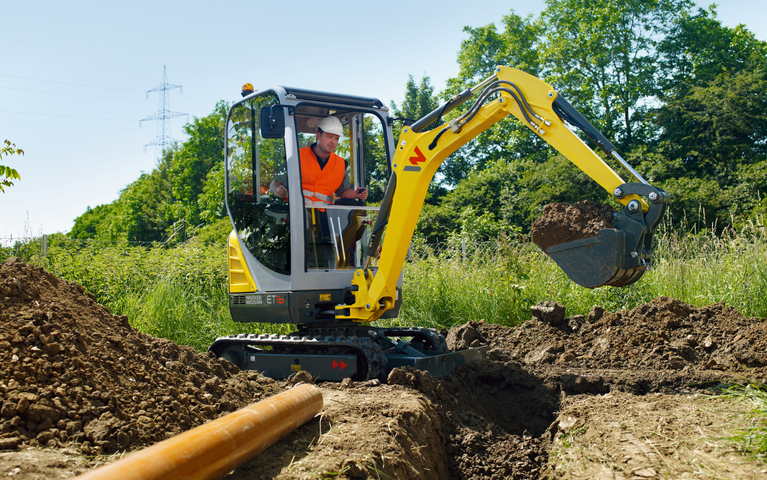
[{"xmin": 260, "ymin": 106, "xmax": 285, "ymax": 138}]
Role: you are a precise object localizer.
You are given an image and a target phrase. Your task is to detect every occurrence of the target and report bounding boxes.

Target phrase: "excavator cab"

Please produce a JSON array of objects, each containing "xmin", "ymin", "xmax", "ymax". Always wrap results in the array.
[{"xmin": 224, "ymin": 88, "xmax": 397, "ymax": 324}]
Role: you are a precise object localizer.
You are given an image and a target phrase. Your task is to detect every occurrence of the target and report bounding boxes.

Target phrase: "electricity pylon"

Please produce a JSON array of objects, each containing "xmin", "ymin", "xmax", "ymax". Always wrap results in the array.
[{"xmin": 140, "ymin": 65, "xmax": 189, "ymax": 157}]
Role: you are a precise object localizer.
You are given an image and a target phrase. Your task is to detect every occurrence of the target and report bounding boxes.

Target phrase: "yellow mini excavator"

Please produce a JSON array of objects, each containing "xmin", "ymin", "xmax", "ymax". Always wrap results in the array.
[{"xmin": 209, "ymin": 66, "xmax": 669, "ymax": 381}]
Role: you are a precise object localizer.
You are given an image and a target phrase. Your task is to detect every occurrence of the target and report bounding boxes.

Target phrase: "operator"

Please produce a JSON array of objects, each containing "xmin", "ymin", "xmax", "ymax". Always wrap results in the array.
[{"xmin": 269, "ymin": 116, "xmax": 368, "ymax": 206}]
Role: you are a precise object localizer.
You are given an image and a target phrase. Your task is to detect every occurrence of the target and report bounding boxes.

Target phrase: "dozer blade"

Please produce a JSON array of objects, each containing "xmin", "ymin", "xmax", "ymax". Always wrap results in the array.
[
  {"xmin": 385, "ymin": 346, "xmax": 489, "ymax": 378},
  {"xmin": 543, "ymin": 183, "xmax": 669, "ymax": 289}
]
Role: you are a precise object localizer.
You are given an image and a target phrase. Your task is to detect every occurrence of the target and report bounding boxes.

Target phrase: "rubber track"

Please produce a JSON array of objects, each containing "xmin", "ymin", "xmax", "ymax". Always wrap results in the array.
[{"xmin": 210, "ymin": 334, "xmax": 387, "ymax": 381}]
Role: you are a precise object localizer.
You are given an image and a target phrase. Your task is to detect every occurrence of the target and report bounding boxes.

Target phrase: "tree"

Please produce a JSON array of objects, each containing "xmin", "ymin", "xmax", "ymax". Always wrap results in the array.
[
  {"xmin": 656, "ymin": 70, "xmax": 767, "ymax": 178},
  {"xmin": 541, "ymin": 0, "xmax": 692, "ymax": 152},
  {"xmin": 165, "ymin": 101, "xmax": 228, "ymax": 227},
  {"xmin": 442, "ymin": 11, "xmax": 548, "ymax": 183},
  {"xmin": 69, "ymin": 203, "xmax": 121, "ymax": 239},
  {"xmin": 1, "ymin": 140, "xmax": 23, "ymax": 193},
  {"xmin": 390, "ymin": 75, "xmax": 446, "ymax": 199},
  {"xmin": 654, "ymin": 7, "xmax": 767, "ymax": 178},
  {"xmin": 419, "ymin": 2, "xmax": 691, "ymax": 241},
  {"xmin": 432, "ymin": 1, "xmax": 767, "ymax": 234},
  {"xmin": 68, "ymin": 102, "xmax": 228, "ymax": 242},
  {"xmin": 390, "ymin": 74, "xmax": 440, "ymax": 141},
  {"xmin": 634, "ymin": 6, "xmax": 767, "ymax": 229}
]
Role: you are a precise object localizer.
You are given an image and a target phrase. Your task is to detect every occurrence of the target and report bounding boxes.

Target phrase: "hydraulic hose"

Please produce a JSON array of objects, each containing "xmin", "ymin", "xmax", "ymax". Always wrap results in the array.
[{"xmin": 552, "ymin": 95, "xmax": 648, "ymax": 184}]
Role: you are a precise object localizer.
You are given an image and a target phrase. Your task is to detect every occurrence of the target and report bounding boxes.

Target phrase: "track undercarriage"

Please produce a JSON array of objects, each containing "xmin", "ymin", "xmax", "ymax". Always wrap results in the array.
[{"xmin": 209, "ymin": 325, "xmax": 487, "ymax": 381}]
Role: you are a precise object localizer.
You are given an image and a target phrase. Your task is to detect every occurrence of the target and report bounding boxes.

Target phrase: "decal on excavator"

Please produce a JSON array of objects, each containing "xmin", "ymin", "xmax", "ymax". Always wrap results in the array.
[
  {"xmin": 244, "ymin": 294, "xmax": 286, "ymax": 306},
  {"xmin": 409, "ymin": 146, "xmax": 426, "ymax": 165},
  {"xmin": 331, "ymin": 360, "xmax": 348, "ymax": 370}
]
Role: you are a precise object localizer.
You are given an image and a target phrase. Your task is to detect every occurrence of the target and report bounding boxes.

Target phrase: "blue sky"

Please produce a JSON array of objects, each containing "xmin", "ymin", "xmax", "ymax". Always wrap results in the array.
[{"xmin": 2, "ymin": 0, "xmax": 764, "ymax": 243}]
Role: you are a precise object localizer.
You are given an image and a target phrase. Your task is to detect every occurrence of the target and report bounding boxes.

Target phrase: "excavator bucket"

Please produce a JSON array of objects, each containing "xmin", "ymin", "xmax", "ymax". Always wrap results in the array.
[{"xmin": 538, "ymin": 183, "xmax": 669, "ymax": 289}]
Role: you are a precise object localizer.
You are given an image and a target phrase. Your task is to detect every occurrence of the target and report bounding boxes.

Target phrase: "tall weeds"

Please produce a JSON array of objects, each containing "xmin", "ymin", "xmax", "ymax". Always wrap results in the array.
[
  {"xmin": 399, "ymin": 221, "xmax": 767, "ymax": 330},
  {"xmin": 28, "ymin": 237, "xmax": 280, "ymax": 351},
  {"xmin": 9, "ymin": 221, "xmax": 767, "ymax": 350}
]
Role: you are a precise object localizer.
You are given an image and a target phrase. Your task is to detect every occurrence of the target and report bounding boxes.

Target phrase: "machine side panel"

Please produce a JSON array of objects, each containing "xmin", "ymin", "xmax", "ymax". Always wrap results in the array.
[
  {"xmin": 229, "ymin": 288, "xmax": 402, "ymax": 324},
  {"xmin": 230, "ymin": 292, "xmax": 292, "ymax": 323}
]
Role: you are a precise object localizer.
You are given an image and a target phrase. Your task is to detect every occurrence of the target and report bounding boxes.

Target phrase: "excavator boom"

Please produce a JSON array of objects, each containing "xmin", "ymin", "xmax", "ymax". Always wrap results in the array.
[{"xmin": 337, "ymin": 66, "xmax": 668, "ymax": 323}]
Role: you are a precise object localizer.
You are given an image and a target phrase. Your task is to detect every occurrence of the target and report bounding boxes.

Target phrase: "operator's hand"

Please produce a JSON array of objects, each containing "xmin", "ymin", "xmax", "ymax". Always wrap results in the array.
[
  {"xmin": 356, "ymin": 187, "xmax": 368, "ymax": 201},
  {"xmin": 270, "ymin": 181, "xmax": 288, "ymax": 199}
]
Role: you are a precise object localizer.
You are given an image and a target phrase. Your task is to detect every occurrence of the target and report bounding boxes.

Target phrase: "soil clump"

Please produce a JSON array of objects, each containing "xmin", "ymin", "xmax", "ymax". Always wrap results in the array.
[
  {"xmin": 531, "ymin": 200, "xmax": 617, "ymax": 250},
  {"xmin": 459, "ymin": 296, "xmax": 767, "ymax": 381}
]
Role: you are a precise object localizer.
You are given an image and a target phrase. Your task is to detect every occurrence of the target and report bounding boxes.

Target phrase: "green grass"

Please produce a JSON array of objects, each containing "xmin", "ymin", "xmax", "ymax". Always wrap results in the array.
[
  {"xmin": 19, "ymin": 236, "xmax": 289, "ymax": 351},
  {"xmin": 717, "ymin": 383, "xmax": 767, "ymax": 462},
  {"xmin": 9, "ymin": 220, "xmax": 767, "ymax": 349},
  {"xmin": 397, "ymin": 221, "xmax": 767, "ymax": 330}
]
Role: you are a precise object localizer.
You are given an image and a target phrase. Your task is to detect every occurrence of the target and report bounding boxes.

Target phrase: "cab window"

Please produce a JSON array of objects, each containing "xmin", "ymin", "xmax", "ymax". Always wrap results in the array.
[
  {"xmin": 226, "ymin": 93, "xmax": 290, "ymax": 274},
  {"xmin": 294, "ymin": 110, "xmax": 388, "ymax": 271}
]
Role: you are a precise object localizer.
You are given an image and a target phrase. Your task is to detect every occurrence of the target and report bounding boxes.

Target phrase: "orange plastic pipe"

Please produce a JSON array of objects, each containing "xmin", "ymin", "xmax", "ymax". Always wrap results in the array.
[{"xmin": 74, "ymin": 383, "xmax": 323, "ymax": 480}]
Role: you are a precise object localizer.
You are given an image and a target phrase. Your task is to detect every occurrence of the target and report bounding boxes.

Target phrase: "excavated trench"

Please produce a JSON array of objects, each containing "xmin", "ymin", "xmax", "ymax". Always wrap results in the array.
[
  {"xmin": 2, "ymin": 238, "xmax": 767, "ymax": 478},
  {"xmin": 388, "ymin": 363, "xmax": 558, "ymax": 479}
]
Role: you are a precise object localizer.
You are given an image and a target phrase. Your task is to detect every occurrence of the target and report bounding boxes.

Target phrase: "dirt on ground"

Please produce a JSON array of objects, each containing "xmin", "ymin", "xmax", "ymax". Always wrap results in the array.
[
  {"xmin": 0, "ymin": 257, "xmax": 283, "ymax": 456},
  {"xmin": 1, "ymin": 257, "xmax": 766, "ymax": 479},
  {"xmin": 531, "ymin": 200, "xmax": 617, "ymax": 251}
]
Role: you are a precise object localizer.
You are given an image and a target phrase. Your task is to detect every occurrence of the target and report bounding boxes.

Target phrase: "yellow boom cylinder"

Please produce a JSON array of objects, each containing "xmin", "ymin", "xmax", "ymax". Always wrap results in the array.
[{"xmin": 74, "ymin": 384, "xmax": 323, "ymax": 480}]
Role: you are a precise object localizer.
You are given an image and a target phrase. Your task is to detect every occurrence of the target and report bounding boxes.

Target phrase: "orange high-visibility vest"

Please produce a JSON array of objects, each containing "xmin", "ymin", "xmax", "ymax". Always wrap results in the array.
[{"xmin": 300, "ymin": 146, "xmax": 345, "ymax": 206}]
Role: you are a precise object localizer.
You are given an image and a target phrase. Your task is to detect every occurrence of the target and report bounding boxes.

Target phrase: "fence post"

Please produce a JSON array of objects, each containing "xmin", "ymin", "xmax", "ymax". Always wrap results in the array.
[
  {"xmin": 462, "ymin": 237, "xmax": 466, "ymax": 263},
  {"xmin": 43, "ymin": 234, "xmax": 47, "ymax": 258}
]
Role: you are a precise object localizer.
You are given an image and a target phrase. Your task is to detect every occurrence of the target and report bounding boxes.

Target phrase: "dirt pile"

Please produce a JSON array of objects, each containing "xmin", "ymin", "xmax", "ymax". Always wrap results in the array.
[
  {"xmin": 531, "ymin": 200, "xmax": 616, "ymax": 250},
  {"xmin": 2, "ymin": 257, "xmax": 766, "ymax": 479},
  {"xmin": 384, "ymin": 297, "xmax": 767, "ymax": 479},
  {"xmin": 0, "ymin": 257, "xmax": 281, "ymax": 455},
  {"xmin": 230, "ymin": 384, "xmax": 452, "ymax": 480},
  {"xmin": 458, "ymin": 297, "xmax": 767, "ymax": 375}
]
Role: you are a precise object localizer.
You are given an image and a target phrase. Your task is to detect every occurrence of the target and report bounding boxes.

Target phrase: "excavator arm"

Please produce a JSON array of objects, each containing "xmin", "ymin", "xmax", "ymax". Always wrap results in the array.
[{"xmin": 337, "ymin": 66, "xmax": 668, "ymax": 323}]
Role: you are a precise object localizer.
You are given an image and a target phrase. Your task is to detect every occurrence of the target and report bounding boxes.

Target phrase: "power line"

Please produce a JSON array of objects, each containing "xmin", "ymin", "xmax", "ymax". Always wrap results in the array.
[
  {"xmin": 180, "ymin": 93, "xmax": 205, "ymax": 107},
  {"xmin": 0, "ymin": 86, "xmax": 148, "ymax": 100},
  {"xmin": 0, "ymin": 109, "xmax": 136, "ymax": 121},
  {"xmin": 0, "ymin": 35, "xmax": 155, "ymax": 66},
  {"xmin": 17, "ymin": 153, "xmax": 146, "ymax": 157},
  {"xmin": 0, "ymin": 122, "xmax": 139, "ymax": 130},
  {"xmin": 33, "ymin": 147, "xmax": 140, "ymax": 151},
  {"xmin": 0, "ymin": 74, "xmax": 145, "ymax": 92}
]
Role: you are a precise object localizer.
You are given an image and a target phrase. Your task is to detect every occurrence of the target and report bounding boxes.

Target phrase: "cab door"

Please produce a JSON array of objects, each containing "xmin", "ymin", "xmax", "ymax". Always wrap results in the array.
[{"xmin": 225, "ymin": 91, "xmax": 291, "ymax": 287}]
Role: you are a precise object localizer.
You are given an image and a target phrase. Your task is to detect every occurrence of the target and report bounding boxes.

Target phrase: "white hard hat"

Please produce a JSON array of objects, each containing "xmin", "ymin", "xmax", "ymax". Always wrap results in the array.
[{"xmin": 317, "ymin": 116, "xmax": 343, "ymax": 137}]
